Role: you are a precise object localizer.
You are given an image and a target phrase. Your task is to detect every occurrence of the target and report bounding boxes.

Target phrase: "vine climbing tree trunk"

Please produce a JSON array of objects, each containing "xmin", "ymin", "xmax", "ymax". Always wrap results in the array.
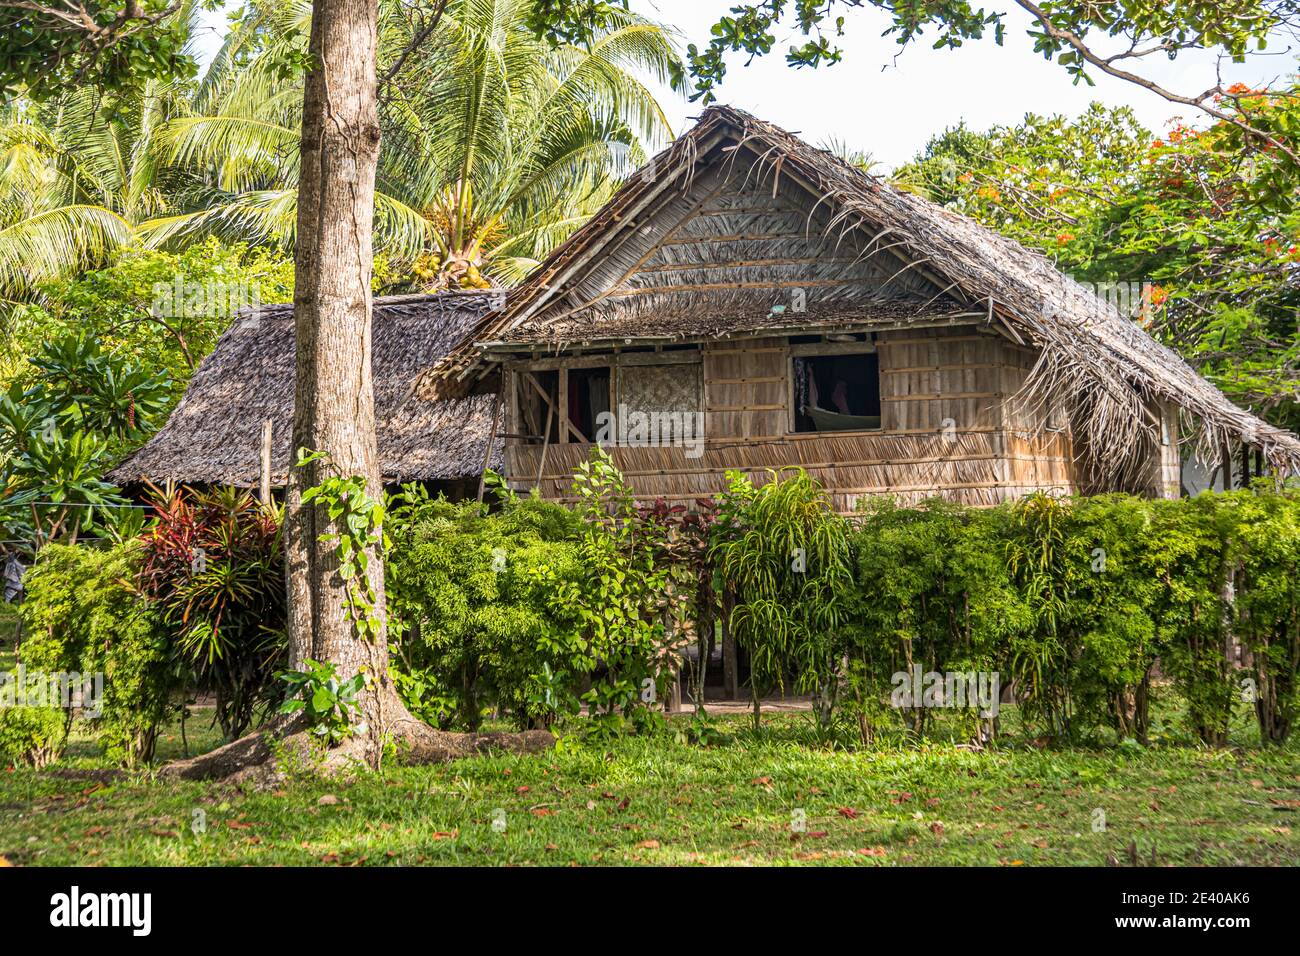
[{"xmin": 162, "ymin": 0, "xmax": 551, "ymax": 782}]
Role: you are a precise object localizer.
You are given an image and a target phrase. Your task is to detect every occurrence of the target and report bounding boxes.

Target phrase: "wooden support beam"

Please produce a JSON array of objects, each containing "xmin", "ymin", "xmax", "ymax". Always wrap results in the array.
[
  {"xmin": 535, "ymin": 401, "xmax": 554, "ymax": 487},
  {"xmin": 476, "ymin": 389, "xmax": 503, "ymax": 504},
  {"xmin": 258, "ymin": 419, "xmax": 273, "ymax": 504}
]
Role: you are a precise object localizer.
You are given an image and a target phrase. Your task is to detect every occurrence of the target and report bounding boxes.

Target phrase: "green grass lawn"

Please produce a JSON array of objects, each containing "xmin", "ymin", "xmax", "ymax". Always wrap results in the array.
[{"xmin": 3, "ymin": 709, "xmax": 1298, "ymax": 866}]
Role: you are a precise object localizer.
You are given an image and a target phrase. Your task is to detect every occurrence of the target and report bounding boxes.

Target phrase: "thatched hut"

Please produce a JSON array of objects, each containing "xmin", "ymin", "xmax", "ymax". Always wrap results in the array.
[
  {"xmin": 419, "ymin": 106, "xmax": 1300, "ymax": 509},
  {"xmin": 124, "ymin": 107, "xmax": 1300, "ymax": 509},
  {"xmin": 110, "ymin": 290, "xmax": 503, "ymax": 496}
]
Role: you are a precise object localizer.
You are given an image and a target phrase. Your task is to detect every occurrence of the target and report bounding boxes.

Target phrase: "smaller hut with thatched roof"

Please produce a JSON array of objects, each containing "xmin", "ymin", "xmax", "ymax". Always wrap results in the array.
[{"xmin": 111, "ymin": 290, "xmax": 503, "ymax": 497}]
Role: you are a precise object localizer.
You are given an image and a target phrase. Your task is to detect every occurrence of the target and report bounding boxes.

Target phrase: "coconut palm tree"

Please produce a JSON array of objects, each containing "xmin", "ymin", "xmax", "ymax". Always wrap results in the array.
[
  {"xmin": 0, "ymin": 0, "xmax": 206, "ymax": 324},
  {"xmin": 378, "ymin": 0, "xmax": 680, "ymax": 285},
  {"xmin": 145, "ymin": 0, "xmax": 682, "ymax": 286},
  {"xmin": 0, "ymin": 87, "xmax": 172, "ymax": 318}
]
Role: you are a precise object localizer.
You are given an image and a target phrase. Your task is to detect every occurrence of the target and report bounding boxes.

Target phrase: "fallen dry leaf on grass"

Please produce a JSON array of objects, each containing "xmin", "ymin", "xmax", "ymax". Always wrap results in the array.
[
  {"xmin": 837, "ymin": 807, "xmax": 860, "ymax": 819},
  {"xmin": 634, "ymin": 839, "xmax": 660, "ymax": 849},
  {"xmin": 857, "ymin": 847, "xmax": 887, "ymax": 857}
]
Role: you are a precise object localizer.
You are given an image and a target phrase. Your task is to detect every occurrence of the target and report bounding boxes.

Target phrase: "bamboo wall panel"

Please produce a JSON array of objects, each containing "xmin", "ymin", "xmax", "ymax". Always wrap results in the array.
[
  {"xmin": 504, "ymin": 326, "xmax": 1079, "ymax": 510},
  {"xmin": 877, "ymin": 327, "xmax": 1005, "ymax": 434},
  {"xmin": 506, "ymin": 429, "xmax": 1074, "ymax": 510},
  {"xmin": 703, "ymin": 338, "xmax": 788, "ymax": 439},
  {"xmin": 616, "ymin": 361, "xmax": 702, "ymax": 415}
]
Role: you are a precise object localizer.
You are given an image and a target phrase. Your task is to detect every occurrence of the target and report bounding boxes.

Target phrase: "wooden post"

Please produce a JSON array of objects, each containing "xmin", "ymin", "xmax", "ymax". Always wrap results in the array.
[
  {"xmin": 476, "ymin": 388, "xmax": 503, "ymax": 504},
  {"xmin": 721, "ymin": 592, "xmax": 738, "ymax": 700},
  {"xmin": 558, "ymin": 367, "xmax": 569, "ymax": 442},
  {"xmin": 259, "ymin": 419, "xmax": 273, "ymax": 504},
  {"xmin": 535, "ymin": 399, "xmax": 554, "ymax": 489}
]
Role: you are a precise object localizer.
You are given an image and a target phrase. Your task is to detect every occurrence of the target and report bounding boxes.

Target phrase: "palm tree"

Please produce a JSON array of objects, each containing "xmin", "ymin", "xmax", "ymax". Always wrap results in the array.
[
  {"xmin": 0, "ymin": 90, "xmax": 164, "ymax": 319},
  {"xmin": 379, "ymin": 0, "xmax": 680, "ymax": 285},
  {"xmin": 0, "ymin": 0, "xmax": 204, "ymax": 324},
  {"xmin": 145, "ymin": 0, "xmax": 682, "ymax": 286},
  {"xmin": 0, "ymin": 0, "xmax": 680, "ymax": 317}
]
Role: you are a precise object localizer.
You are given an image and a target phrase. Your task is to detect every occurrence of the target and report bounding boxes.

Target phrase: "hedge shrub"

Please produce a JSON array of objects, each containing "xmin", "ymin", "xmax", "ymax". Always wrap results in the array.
[{"xmin": 13, "ymin": 541, "xmax": 173, "ymax": 767}]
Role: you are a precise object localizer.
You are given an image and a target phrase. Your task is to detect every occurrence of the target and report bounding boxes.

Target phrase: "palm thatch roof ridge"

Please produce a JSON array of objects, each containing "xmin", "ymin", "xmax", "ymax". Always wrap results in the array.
[
  {"xmin": 421, "ymin": 105, "xmax": 1300, "ymax": 478},
  {"xmin": 111, "ymin": 290, "xmax": 504, "ymax": 487}
]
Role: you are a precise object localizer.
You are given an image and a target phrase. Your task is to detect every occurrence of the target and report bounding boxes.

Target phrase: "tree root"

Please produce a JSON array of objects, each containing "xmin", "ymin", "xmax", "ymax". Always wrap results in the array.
[
  {"xmin": 158, "ymin": 708, "xmax": 554, "ymax": 785},
  {"xmin": 388, "ymin": 713, "xmax": 554, "ymax": 764}
]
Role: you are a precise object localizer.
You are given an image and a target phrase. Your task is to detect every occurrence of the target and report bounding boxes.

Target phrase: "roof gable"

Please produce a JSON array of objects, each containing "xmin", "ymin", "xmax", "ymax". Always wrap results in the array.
[{"xmin": 505, "ymin": 143, "xmax": 952, "ymax": 341}]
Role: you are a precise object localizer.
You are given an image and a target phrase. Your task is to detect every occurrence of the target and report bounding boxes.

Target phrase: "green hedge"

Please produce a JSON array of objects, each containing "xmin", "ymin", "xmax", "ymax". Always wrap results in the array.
[
  {"xmin": 7, "ymin": 542, "xmax": 173, "ymax": 767},
  {"xmin": 385, "ymin": 487, "xmax": 586, "ymax": 730},
  {"xmin": 9, "ymin": 465, "xmax": 1294, "ymax": 766},
  {"xmin": 386, "ymin": 457, "xmax": 679, "ymax": 737},
  {"xmin": 718, "ymin": 480, "xmax": 1300, "ymax": 747}
]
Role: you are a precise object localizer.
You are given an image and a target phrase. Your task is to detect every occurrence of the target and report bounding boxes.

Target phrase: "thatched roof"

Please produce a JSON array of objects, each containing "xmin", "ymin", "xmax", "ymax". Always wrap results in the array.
[
  {"xmin": 111, "ymin": 291, "xmax": 503, "ymax": 486},
  {"xmin": 483, "ymin": 299, "xmax": 980, "ymax": 347},
  {"xmin": 424, "ymin": 105, "xmax": 1300, "ymax": 478}
]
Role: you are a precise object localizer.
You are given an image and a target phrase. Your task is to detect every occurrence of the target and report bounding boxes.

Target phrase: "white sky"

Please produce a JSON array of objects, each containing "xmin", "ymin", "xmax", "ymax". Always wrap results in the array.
[{"xmin": 191, "ymin": 1, "xmax": 1299, "ymax": 171}]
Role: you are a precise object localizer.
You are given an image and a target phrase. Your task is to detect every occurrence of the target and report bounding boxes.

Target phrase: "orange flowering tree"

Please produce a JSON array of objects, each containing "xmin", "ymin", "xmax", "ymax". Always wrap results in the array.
[{"xmin": 897, "ymin": 90, "xmax": 1300, "ymax": 432}]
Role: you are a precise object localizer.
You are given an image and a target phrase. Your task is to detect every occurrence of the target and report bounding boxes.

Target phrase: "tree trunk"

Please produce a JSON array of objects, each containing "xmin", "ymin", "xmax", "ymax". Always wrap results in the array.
[
  {"xmin": 161, "ymin": 0, "xmax": 552, "ymax": 782},
  {"xmin": 285, "ymin": 0, "xmax": 393, "ymax": 767}
]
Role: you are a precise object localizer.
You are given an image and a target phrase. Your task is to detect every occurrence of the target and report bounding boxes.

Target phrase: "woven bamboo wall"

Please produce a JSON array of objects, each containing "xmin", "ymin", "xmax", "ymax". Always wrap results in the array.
[
  {"xmin": 702, "ymin": 337, "xmax": 788, "ymax": 438},
  {"xmin": 995, "ymin": 334, "xmax": 1075, "ymax": 495},
  {"xmin": 502, "ymin": 324, "xmax": 1079, "ymax": 511}
]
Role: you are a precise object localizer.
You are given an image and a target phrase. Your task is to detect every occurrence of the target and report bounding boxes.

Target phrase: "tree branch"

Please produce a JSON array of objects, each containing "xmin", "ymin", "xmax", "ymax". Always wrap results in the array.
[{"xmin": 1014, "ymin": 0, "xmax": 1300, "ymax": 168}]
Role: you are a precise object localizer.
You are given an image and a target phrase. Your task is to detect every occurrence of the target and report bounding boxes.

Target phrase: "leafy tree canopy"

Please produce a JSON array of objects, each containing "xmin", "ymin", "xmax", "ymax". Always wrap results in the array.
[
  {"xmin": 532, "ymin": 0, "xmax": 1300, "ymax": 168},
  {"xmin": 895, "ymin": 92, "xmax": 1300, "ymax": 430},
  {"xmin": 0, "ymin": 0, "xmax": 217, "ymax": 95}
]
